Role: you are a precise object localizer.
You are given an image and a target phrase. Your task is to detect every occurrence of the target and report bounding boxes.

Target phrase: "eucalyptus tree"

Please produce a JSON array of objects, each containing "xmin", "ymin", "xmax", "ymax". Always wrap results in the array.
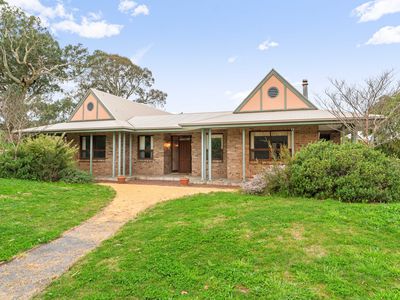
[
  {"xmin": 77, "ymin": 50, "xmax": 167, "ymax": 107},
  {"xmin": 0, "ymin": 2, "xmax": 87, "ymax": 145}
]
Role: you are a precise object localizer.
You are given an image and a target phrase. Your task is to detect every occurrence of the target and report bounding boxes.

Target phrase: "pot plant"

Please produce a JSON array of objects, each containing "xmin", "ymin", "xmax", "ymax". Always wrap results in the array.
[
  {"xmin": 117, "ymin": 175, "xmax": 126, "ymax": 184},
  {"xmin": 180, "ymin": 177, "xmax": 189, "ymax": 185}
]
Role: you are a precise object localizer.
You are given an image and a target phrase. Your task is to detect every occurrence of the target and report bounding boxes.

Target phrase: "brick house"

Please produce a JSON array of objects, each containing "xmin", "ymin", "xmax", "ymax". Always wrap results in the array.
[{"xmin": 23, "ymin": 69, "xmax": 347, "ymax": 183}]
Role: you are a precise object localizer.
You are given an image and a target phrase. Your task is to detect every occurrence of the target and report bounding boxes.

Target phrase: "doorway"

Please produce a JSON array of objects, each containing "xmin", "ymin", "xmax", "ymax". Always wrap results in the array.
[{"xmin": 171, "ymin": 136, "xmax": 192, "ymax": 173}]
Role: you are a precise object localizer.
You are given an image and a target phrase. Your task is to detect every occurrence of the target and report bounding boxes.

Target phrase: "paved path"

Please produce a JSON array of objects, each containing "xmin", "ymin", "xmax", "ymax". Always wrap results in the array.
[{"xmin": 0, "ymin": 183, "xmax": 228, "ymax": 300}]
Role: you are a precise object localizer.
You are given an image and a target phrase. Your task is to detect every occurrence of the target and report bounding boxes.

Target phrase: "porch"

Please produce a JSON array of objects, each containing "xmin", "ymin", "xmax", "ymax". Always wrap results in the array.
[{"xmin": 67, "ymin": 124, "xmax": 343, "ymax": 183}]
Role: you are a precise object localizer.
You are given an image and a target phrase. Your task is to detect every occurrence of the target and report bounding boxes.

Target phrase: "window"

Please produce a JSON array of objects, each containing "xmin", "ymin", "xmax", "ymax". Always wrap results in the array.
[
  {"xmin": 80, "ymin": 135, "xmax": 106, "ymax": 159},
  {"xmin": 138, "ymin": 135, "xmax": 153, "ymax": 159},
  {"xmin": 207, "ymin": 134, "xmax": 223, "ymax": 161},
  {"xmin": 319, "ymin": 133, "xmax": 331, "ymax": 141},
  {"xmin": 87, "ymin": 102, "xmax": 94, "ymax": 111},
  {"xmin": 250, "ymin": 131, "xmax": 290, "ymax": 160},
  {"xmin": 267, "ymin": 87, "xmax": 279, "ymax": 98}
]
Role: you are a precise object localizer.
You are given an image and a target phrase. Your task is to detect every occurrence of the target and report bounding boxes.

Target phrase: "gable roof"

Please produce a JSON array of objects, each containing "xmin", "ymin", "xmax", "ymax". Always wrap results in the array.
[
  {"xmin": 68, "ymin": 88, "xmax": 170, "ymax": 122},
  {"xmin": 234, "ymin": 69, "xmax": 317, "ymax": 113}
]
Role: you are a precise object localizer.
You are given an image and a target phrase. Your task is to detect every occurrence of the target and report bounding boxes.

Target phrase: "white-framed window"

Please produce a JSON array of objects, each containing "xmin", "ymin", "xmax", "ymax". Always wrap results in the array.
[
  {"xmin": 80, "ymin": 135, "xmax": 106, "ymax": 160},
  {"xmin": 250, "ymin": 131, "xmax": 291, "ymax": 160},
  {"xmin": 138, "ymin": 135, "xmax": 153, "ymax": 159},
  {"xmin": 206, "ymin": 134, "xmax": 223, "ymax": 161}
]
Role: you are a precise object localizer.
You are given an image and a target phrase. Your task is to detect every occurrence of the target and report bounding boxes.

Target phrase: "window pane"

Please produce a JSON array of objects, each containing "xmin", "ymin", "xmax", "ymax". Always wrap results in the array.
[
  {"xmin": 254, "ymin": 136, "xmax": 268, "ymax": 149},
  {"xmin": 93, "ymin": 136, "xmax": 106, "ymax": 149},
  {"xmin": 80, "ymin": 136, "xmax": 90, "ymax": 159},
  {"xmin": 254, "ymin": 150, "xmax": 269, "ymax": 159},
  {"xmin": 145, "ymin": 136, "xmax": 151, "ymax": 150}
]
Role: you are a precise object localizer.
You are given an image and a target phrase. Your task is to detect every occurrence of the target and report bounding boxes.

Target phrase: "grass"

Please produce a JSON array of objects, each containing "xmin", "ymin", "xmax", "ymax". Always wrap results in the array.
[
  {"xmin": 39, "ymin": 192, "xmax": 400, "ymax": 299},
  {"xmin": 0, "ymin": 178, "xmax": 115, "ymax": 262}
]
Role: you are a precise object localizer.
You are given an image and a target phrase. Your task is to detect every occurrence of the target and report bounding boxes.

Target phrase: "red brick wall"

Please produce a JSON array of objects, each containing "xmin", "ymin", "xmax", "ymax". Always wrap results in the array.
[
  {"xmin": 132, "ymin": 133, "xmax": 165, "ymax": 176},
  {"xmin": 67, "ymin": 125, "xmax": 322, "ymax": 179}
]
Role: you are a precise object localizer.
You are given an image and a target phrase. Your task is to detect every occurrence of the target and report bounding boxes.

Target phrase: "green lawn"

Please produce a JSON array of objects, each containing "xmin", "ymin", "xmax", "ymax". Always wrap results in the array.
[
  {"xmin": 0, "ymin": 178, "xmax": 115, "ymax": 262},
  {"xmin": 38, "ymin": 192, "xmax": 400, "ymax": 299}
]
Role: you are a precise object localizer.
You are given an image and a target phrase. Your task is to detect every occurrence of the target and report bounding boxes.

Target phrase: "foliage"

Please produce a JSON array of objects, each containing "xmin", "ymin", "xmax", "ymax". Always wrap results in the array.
[
  {"xmin": 0, "ymin": 134, "xmax": 91, "ymax": 182},
  {"xmin": 0, "ymin": 2, "xmax": 87, "ymax": 142},
  {"xmin": 241, "ymin": 146, "xmax": 291, "ymax": 196},
  {"xmin": 39, "ymin": 192, "xmax": 400, "ymax": 299},
  {"xmin": 76, "ymin": 50, "xmax": 167, "ymax": 107},
  {"xmin": 375, "ymin": 93, "xmax": 400, "ymax": 157},
  {"xmin": 319, "ymin": 70, "xmax": 400, "ymax": 147},
  {"xmin": 59, "ymin": 168, "xmax": 93, "ymax": 184},
  {"xmin": 0, "ymin": 178, "xmax": 115, "ymax": 262},
  {"xmin": 241, "ymin": 174, "xmax": 266, "ymax": 195},
  {"xmin": 287, "ymin": 141, "xmax": 400, "ymax": 202},
  {"xmin": 264, "ymin": 165, "xmax": 289, "ymax": 195}
]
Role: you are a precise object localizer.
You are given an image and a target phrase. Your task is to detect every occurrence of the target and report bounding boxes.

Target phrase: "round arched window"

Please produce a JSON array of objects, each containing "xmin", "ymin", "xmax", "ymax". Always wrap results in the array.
[
  {"xmin": 268, "ymin": 87, "xmax": 279, "ymax": 98},
  {"xmin": 87, "ymin": 102, "xmax": 94, "ymax": 111}
]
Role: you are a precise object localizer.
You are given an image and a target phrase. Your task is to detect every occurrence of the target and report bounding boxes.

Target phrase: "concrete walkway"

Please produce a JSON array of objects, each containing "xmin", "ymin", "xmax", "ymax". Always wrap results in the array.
[{"xmin": 0, "ymin": 183, "xmax": 229, "ymax": 300}]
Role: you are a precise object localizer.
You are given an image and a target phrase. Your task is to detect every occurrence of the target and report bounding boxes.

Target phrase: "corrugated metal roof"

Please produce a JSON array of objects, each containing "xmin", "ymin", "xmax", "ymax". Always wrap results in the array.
[
  {"xmin": 91, "ymin": 89, "xmax": 170, "ymax": 120},
  {"xmin": 22, "ymin": 109, "xmax": 356, "ymax": 133},
  {"xmin": 178, "ymin": 109, "xmax": 350, "ymax": 127},
  {"xmin": 128, "ymin": 111, "xmax": 231, "ymax": 129},
  {"xmin": 21, "ymin": 120, "xmax": 133, "ymax": 133}
]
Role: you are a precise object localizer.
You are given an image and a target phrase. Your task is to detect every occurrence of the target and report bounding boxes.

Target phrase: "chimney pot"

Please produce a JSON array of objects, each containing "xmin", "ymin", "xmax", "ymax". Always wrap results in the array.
[{"xmin": 302, "ymin": 79, "xmax": 308, "ymax": 98}]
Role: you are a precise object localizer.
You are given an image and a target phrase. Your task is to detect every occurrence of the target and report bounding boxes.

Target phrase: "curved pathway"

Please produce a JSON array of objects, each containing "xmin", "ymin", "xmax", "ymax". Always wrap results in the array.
[{"xmin": 0, "ymin": 183, "xmax": 229, "ymax": 300}]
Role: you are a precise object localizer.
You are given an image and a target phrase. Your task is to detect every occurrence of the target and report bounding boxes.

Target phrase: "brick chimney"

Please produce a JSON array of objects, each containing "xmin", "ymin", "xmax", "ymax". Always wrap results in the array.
[{"xmin": 302, "ymin": 79, "xmax": 308, "ymax": 98}]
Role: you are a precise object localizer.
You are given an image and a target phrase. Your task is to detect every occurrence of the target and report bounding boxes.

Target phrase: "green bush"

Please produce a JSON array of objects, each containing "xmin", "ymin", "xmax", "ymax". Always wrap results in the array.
[
  {"xmin": 288, "ymin": 141, "xmax": 400, "ymax": 203},
  {"xmin": 0, "ymin": 134, "xmax": 91, "ymax": 183},
  {"xmin": 59, "ymin": 168, "xmax": 93, "ymax": 183}
]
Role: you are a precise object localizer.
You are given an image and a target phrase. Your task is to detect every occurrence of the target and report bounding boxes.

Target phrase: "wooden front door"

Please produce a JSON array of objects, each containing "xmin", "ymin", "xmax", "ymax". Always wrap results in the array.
[{"xmin": 178, "ymin": 137, "xmax": 191, "ymax": 173}]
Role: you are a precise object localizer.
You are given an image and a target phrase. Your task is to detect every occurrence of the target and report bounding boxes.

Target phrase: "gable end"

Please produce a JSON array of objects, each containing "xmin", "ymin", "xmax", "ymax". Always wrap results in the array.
[{"xmin": 234, "ymin": 69, "xmax": 317, "ymax": 113}]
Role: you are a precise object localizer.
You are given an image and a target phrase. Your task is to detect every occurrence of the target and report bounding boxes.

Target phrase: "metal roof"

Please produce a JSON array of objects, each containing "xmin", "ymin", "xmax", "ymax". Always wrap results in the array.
[
  {"xmin": 91, "ymin": 88, "xmax": 170, "ymax": 120},
  {"xmin": 22, "ymin": 109, "xmax": 356, "ymax": 133}
]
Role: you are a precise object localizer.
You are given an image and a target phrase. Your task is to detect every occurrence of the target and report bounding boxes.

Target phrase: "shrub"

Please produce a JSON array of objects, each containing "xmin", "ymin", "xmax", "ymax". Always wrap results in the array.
[
  {"xmin": 59, "ymin": 168, "xmax": 93, "ymax": 183},
  {"xmin": 287, "ymin": 141, "xmax": 400, "ymax": 203},
  {"xmin": 241, "ymin": 174, "xmax": 267, "ymax": 195},
  {"xmin": 0, "ymin": 134, "xmax": 90, "ymax": 182},
  {"xmin": 264, "ymin": 165, "xmax": 289, "ymax": 195}
]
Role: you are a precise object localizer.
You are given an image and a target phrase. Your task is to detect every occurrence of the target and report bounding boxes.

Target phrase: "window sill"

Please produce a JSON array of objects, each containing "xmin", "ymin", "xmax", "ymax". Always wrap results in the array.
[
  {"xmin": 79, "ymin": 159, "xmax": 106, "ymax": 162},
  {"xmin": 249, "ymin": 160, "xmax": 285, "ymax": 165},
  {"xmin": 137, "ymin": 159, "xmax": 154, "ymax": 162}
]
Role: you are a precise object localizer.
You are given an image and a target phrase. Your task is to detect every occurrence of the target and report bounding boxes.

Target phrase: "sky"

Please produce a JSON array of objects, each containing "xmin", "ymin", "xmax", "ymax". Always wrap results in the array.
[{"xmin": 6, "ymin": 0, "xmax": 400, "ymax": 113}]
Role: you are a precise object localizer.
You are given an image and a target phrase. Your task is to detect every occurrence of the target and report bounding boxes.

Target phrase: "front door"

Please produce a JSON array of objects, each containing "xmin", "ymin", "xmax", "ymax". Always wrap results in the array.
[{"xmin": 176, "ymin": 136, "xmax": 191, "ymax": 173}]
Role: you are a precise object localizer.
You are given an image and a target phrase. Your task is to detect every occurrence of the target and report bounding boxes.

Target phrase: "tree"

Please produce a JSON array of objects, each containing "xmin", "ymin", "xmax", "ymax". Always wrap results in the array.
[
  {"xmin": 77, "ymin": 50, "xmax": 167, "ymax": 107},
  {"xmin": 0, "ymin": 2, "xmax": 87, "ymax": 144},
  {"xmin": 320, "ymin": 70, "xmax": 400, "ymax": 147}
]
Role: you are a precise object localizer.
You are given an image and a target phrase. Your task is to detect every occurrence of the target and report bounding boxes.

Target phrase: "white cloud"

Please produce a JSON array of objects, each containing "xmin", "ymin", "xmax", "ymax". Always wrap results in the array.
[
  {"xmin": 118, "ymin": 0, "xmax": 137, "ymax": 12},
  {"xmin": 353, "ymin": 0, "xmax": 400, "ymax": 22},
  {"xmin": 366, "ymin": 25, "xmax": 400, "ymax": 44},
  {"xmin": 7, "ymin": 0, "xmax": 73, "ymax": 26},
  {"xmin": 227, "ymin": 56, "xmax": 238, "ymax": 63},
  {"xmin": 258, "ymin": 40, "xmax": 279, "ymax": 51},
  {"xmin": 52, "ymin": 17, "xmax": 123, "ymax": 39},
  {"xmin": 225, "ymin": 89, "xmax": 251, "ymax": 102},
  {"xmin": 7, "ymin": 0, "xmax": 124, "ymax": 39},
  {"xmin": 133, "ymin": 4, "xmax": 149, "ymax": 16},
  {"xmin": 131, "ymin": 44, "xmax": 153, "ymax": 64},
  {"xmin": 87, "ymin": 11, "xmax": 102, "ymax": 21},
  {"xmin": 118, "ymin": 0, "xmax": 149, "ymax": 16}
]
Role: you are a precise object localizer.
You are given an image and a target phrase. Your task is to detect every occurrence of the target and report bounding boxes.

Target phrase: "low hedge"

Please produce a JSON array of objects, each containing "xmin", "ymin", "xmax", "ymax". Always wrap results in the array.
[{"xmin": 287, "ymin": 141, "xmax": 400, "ymax": 203}]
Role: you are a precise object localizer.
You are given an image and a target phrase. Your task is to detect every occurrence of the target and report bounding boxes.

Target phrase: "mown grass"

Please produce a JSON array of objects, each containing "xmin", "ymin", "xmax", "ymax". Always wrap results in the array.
[
  {"xmin": 0, "ymin": 178, "xmax": 115, "ymax": 262},
  {"xmin": 40, "ymin": 192, "xmax": 400, "ymax": 299}
]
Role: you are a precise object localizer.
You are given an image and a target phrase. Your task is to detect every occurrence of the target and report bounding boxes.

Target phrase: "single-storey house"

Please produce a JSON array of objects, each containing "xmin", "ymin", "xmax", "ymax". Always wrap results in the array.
[{"xmin": 23, "ymin": 69, "xmax": 351, "ymax": 184}]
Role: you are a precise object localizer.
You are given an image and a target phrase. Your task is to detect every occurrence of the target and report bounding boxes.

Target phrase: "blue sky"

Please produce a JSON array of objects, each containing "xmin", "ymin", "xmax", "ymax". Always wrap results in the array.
[{"xmin": 7, "ymin": 0, "xmax": 400, "ymax": 112}]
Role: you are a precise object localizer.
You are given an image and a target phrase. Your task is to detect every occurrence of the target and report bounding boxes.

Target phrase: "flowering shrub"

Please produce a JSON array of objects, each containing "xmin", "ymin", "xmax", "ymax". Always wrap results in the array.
[{"xmin": 241, "ymin": 174, "xmax": 267, "ymax": 195}]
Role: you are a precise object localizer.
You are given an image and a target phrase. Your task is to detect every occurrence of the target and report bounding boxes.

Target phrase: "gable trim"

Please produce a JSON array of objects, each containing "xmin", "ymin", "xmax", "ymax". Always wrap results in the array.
[
  {"xmin": 234, "ymin": 69, "xmax": 317, "ymax": 113},
  {"xmin": 67, "ymin": 89, "xmax": 115, "ymax": 122}
]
